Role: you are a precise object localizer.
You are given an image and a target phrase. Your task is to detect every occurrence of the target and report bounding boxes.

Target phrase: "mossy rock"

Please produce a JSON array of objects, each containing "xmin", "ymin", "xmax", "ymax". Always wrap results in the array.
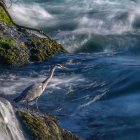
[
  {"xmin": 0, "ymin": 5, "xmax": 67, "ymax": 66},
  {"xmin": 0, "ymin": 7, "xmax": 12, "ymax": 26},
  {"xmin": 26, "ymin": 37, "xmax": 67, "ymax": 62},
  {"xmin": 0, "ymin": 33, "xmax": 66, "ymax": 66},
  {"xmin": 0, "ymin": 37, "xmax": 29, "ymax": 65},
  {"xmin": 16, "ymin": 111, "xmax": 83, "ymax": 140}
]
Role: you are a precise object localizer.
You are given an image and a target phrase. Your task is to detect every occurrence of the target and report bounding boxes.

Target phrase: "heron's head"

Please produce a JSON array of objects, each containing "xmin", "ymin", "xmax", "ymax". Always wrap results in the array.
[{"xmin": 55, "ymin": 64, "xmax": 67, "ymax": 69}]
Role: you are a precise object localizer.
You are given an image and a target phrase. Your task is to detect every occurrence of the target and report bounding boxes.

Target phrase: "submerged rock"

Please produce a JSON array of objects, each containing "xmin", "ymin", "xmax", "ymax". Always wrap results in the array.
[
  {"xmin": 16, "ymin": 111, "xmax": 83, "ymax": 140},
  {"xmin": 0, "ymin": 6, "xmax": 66, "ymax": 66}
]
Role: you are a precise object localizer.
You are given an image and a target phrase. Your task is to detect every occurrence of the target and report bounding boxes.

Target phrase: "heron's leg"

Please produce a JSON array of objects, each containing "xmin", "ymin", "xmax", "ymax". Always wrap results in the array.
[{"xmin": 35, "ymin": 98, "xmax": 39, "ymax": 112}]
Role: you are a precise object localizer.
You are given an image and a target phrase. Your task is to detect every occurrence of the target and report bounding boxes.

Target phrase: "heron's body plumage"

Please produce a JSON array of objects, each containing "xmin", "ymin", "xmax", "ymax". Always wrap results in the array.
[{"xmin": 14, "ymin": 83, "xmax": 44, "ymax": 102}]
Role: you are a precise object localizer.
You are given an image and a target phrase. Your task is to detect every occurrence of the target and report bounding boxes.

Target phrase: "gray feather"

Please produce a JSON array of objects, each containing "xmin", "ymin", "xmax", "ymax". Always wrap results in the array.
[{"xmin": 13, "ymin": 84, "xmax": 34, "ymax": 102}]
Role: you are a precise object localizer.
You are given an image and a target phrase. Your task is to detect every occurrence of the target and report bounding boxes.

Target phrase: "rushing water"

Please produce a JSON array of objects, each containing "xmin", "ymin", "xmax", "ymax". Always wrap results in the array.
[
  {"xmin": 1, "ymin": 0, "xmax": 140, "ymax": 139},
  {"xmin": 0, "ymin": 98, "xmax": 25, "ymax": 140}
]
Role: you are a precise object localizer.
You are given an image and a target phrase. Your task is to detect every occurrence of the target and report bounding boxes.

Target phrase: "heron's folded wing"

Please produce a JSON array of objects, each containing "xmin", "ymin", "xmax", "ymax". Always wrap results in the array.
[{"xmin": 13, "ymin": 84, "xmax": 34, "ymax": 102}]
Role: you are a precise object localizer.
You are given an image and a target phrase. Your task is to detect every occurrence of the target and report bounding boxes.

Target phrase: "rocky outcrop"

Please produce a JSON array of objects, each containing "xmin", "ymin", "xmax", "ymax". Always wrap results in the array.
[
  {"xmin": 17, "ymin": 111, "xmax": 83, "ymax": 140},
  {"xmin": 0, "ymin": 37, "xmax": 29, "ymax": 65},
  {"xmin": 0, "ymin": 6, "xmax": 66, "ymax": 66},
  {"xmin": 25, "ymin": 36, "xmax": 65, "ymax": 62}
]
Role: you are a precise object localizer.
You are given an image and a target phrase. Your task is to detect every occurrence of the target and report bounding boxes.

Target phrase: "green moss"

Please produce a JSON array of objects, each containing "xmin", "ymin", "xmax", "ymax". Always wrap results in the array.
[
  {"xmin": 26, "ymin": 37, "xmax": 67, "ymax": 62},
  {"xmin": 0, "ymin": 7, "xmax": 12, "ymax": 25},
  {"xmin": 17, "ymin": 111, "xmax": 63, "ymax": 140},
  {"xmin": 0, "ymin": 34, "xmax": 66, "ymax": 65},
  {"xmin": 0, "ymin": 37, "xmax": 29, "ymax": 65},
  {"xmin": 16, "ymin": 111, "xmax": 83, "ymax": 140},
  {"xmin": 0, "ymin": 37, "xmax": 15, "ymax": 48}
]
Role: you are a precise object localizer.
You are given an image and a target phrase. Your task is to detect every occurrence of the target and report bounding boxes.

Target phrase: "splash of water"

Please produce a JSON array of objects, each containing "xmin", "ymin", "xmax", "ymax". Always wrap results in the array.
[
  {"xmin": 8, "ymin": 3, "xmax": 54, "ymax": 27},
  {"xmin": 0, "ymin": 98, "xmax": 25, "ymax": 140},
  {"xmin": 78, "ymin": 91, "xmax": 108, "ymax": 109}
]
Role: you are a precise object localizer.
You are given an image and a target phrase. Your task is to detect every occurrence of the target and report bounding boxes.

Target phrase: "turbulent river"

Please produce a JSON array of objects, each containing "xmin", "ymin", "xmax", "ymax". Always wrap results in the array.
[{"xmin": 1, "ymin": 0, "xmax": 140, "ymax": 139}]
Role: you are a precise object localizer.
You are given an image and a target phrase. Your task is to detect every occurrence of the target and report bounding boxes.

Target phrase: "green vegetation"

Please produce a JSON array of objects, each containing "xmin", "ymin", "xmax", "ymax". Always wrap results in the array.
[
  {"xmin": 26, "ymin": 37, "xmax": 66, "ymax": 61},
  {"xmin": 17, "ymin": 111, "xmax": 61, "ymax": 140},
  {"xmin": 17, "ymin": 111, "xmax": 82, "ymax": 140},
  {"xmin": 0, "ymin": 37, "xmax": 29, "ymax": 65},
  {"xmin": 0, "ymin": 7, "xmax": 12, "ymax": 25}
]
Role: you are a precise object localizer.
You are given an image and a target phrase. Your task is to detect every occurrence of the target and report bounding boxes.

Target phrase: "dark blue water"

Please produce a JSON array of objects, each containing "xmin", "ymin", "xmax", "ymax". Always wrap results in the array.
[{"xmin": 2, "ymin": 0, "xmax": 140, "ymax": 139}]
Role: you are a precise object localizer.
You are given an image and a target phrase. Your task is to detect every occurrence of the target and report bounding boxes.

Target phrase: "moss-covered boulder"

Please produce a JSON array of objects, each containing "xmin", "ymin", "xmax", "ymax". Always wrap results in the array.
[
  {"xmin": 26, "ymin": 37, "xmax": 66, "ymax": 62},
  {"xmin": 0, "ymin": 37, "xmax": 29, "ymax": 65},
  {"xmin": 17, "ymin": 111, "xmax": 83, "ymax": 140},
  {"xmin": 0, "ymin": 5, "xmax": 66, "ymax": 66}
]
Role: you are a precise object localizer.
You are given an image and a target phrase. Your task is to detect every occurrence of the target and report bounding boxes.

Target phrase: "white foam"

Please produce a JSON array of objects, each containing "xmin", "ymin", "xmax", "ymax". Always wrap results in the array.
[
  {"xmin": 0, "ymin": 73, "xmax": 83, "ymax": 96},
  {"xmin": 76, "ymin": 1, "xmax": 140, "ymax": 35},
  {"xmin": 8, "ymin": 3, "xmax": 54, "ymax": 27},
  {"xmin": 48, "ymin": 75, "xmax": 84, "ymax": 92},
  {"xmin": 0, "ymin": 98, "xmax": 25, "ymax": 140},
  {"xmin": 79, "ymin": 91, "xmax": 107, "ymax": 109}
]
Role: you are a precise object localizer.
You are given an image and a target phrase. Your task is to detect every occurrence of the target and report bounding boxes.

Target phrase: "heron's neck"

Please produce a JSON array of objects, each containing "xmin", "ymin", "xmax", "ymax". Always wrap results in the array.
[{"xmin": 42, "ymin": 67, "xmax": 56, "ymax": 89}]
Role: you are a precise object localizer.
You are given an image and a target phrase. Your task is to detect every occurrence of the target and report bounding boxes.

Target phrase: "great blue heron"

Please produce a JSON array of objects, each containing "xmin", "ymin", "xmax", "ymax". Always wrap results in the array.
[{"xmin": 13, "ymin": 64, "xmax": 66, "ymax": 111}]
